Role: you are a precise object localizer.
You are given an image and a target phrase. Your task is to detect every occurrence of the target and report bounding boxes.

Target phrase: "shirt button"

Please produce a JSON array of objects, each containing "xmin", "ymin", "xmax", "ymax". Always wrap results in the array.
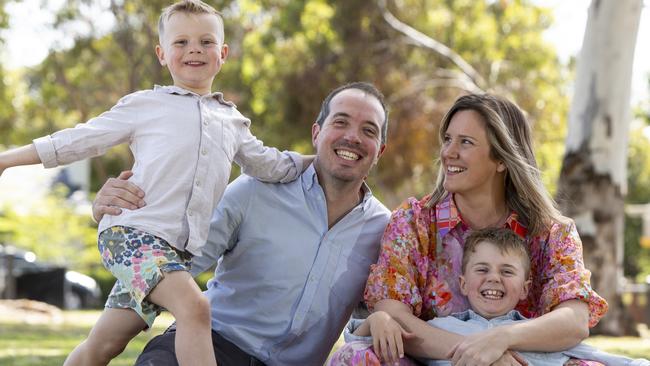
[
  {"xmin": 188, "ymin": 211, "xmax": 193, "ymax": 216},
  {"xmin": 195, "ymin": 181, "xmax": 201, "ymax": 187},
  {"xmin": 203, "ymin": 121, "xmax": 208, "ymax": 126},
  {"xmin": 201, "ymin": 149, "xmax": 208, "ymax": 156}
]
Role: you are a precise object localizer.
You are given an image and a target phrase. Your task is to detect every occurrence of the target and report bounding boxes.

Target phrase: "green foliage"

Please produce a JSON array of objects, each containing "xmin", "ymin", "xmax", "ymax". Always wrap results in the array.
[
  {"xmin": 625, "ymin": 121, "xmax": 650, "ymax": 281},
  {"xmin": 0, "ymin": 186, "xmax": 97, "ymax": 271},
  {"xmin": 3, "ymin": 0, "xmax": 570, "ymax": 204}
]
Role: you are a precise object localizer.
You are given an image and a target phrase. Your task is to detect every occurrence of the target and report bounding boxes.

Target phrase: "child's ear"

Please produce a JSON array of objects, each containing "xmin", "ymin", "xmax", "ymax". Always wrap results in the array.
[
  {"xmin": 220, "ymin": 43, "xmax": 229, "ymax": 62},
  {"xmin": 459, "ymin": 275, "xmax": 469, "ymax": 296},
  {"xmin": 155, "ymin": 45, "xmax": 167, "ymax": 66},
  {"xmin": 520, "ymin": 278, "xmax": 531, "ymax": 300},
  {"xmin": 497, "ymin": 161, "xmax": 506, "ymax": 173}
]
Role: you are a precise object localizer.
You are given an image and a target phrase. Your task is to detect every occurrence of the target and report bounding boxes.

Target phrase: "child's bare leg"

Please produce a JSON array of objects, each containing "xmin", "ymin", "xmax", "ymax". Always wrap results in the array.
[
  {"xmin": 64, "ymin": 308, "xmax": 145, "ymax": 366},
  {"xmin": 148, "ymin": 270, "xmax": 216, "ymax": 366}
]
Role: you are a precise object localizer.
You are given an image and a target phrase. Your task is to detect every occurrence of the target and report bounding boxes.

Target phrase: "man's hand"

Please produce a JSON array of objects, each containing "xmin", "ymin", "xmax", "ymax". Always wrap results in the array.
[
  {"xmin": 92, "ymin": 170, "xmax": 145, "ymax": 222},
  {"xmin": 367, "ymin": 311, "xmax": 415, "ymax": 366}
]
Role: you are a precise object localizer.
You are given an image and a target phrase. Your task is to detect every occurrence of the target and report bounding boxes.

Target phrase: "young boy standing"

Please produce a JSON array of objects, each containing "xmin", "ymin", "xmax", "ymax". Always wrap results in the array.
[
  {"xmin": 337, "ymin": 228, "xmax": 649, "ymax": 366},
  {"xmin": 0, "ymin": 1, "xmax": 305, "ymax": 365}
]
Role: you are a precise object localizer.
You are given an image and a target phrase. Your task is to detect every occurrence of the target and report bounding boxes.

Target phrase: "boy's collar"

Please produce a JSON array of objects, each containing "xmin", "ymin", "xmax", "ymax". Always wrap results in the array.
[
  {"xmin": 453, "ymin": 309, "xmax": 528, "ymax": 322},
  {"xmin": 154, "ymin": 85, "xmax": 236, "ymax": 107}
]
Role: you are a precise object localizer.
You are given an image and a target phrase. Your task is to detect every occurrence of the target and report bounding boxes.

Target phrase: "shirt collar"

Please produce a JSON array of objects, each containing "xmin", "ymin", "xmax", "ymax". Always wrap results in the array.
[
  {"xmin": 435, "ymin": 193, "xmax": 527, "ymax": 238},
  {"xmin": 154, "ymin": 85, "xmax": 236, "ymax": 107},
  {"xmin": 302, "ymin": 163, "xmax": 373, "ymax": 210},
  {"xmin": 452, "ymin": 309, "xmax": 527, "ymax": 322}
]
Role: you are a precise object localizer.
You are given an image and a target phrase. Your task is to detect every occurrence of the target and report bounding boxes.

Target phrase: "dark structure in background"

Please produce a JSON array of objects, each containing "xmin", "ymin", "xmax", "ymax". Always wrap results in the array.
[{"xmin": 0, "ymin": 244, "xmax": 101, "ymax": 309}]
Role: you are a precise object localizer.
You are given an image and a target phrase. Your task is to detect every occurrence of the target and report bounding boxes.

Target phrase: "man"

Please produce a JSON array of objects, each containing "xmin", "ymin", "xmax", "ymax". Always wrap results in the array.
[{"xmin": 92, "ymin": 82, "xmax": 391, "ymax": 366}]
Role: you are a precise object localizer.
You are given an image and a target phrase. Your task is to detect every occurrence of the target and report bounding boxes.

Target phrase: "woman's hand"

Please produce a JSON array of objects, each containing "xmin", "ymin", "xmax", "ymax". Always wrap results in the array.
[
  {"xmin": 449, "ymin": 326, "xmax": 513, "ymax": 366},
  {"xmin": 367, "ymin": 310, "xmax": 415, "ymax": 365},
  {"xmin": 490, "ymin": 351, "xmax": 528, "ymax": 366}
]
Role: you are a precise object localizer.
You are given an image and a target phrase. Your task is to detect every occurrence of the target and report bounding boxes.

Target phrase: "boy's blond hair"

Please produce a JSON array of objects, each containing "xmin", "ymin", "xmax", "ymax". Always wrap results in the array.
[
  {"xmin": 462, "ymin": 227, "xmax": 531, "ymax": 277},
  {"xmin": 158, "ymin": 0, "xmax": 225, "ymax": 44}
]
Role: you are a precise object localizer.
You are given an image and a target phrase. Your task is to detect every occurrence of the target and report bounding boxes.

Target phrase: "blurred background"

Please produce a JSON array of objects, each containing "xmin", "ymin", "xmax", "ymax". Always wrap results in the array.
[{"xmin": 1, "ymin": 0, "xmax": 650, "ymax": 362}]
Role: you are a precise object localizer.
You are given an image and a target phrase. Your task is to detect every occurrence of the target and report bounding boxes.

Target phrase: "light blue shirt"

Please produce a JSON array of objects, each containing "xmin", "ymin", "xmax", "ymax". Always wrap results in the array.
[
  {"xmin": 192, "ymin": 164, "xmax": 391, "ymax": 366},
  {"xmin": 344, "ymin": 310, "xmax": 649, "ymax": 366}
]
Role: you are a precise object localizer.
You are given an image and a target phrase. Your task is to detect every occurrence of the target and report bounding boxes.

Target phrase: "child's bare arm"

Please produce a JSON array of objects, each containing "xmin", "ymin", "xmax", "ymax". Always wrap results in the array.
[{"xmin": 0, "ymin": 144, "xmax": 41, "ymax": 176}]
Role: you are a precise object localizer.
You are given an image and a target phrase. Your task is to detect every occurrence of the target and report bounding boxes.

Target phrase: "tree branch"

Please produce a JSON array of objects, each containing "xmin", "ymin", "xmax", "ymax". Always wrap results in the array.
[{"xmin": 377, "ymin": 0, "xmax": 486, "ymax": 91}]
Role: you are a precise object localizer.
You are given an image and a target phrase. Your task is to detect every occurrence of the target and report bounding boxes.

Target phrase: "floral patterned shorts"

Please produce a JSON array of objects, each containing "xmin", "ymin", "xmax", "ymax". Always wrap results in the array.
[{"xmin": 98, "ymin": 225, "xmax": 192, "ymax": 328}]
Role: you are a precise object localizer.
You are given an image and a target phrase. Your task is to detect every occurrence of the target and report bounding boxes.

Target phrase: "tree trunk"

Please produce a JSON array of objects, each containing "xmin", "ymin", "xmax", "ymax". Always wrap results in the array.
[{"xmin": 556, "ymin": 0, "xmax": 642, "ymax": 335}]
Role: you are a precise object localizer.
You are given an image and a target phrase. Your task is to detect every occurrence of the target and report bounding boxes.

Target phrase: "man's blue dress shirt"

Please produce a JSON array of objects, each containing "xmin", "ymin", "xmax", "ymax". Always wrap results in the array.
[{"xmin": 192, "ymin": 164, "xmax": 391, "ymax": 365}]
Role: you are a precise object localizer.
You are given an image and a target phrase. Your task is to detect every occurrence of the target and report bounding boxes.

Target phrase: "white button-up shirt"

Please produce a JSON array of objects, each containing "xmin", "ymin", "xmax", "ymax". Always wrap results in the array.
[{"xmin": 34, "ymin": 85, "xmax": 301, "ymax": 255}]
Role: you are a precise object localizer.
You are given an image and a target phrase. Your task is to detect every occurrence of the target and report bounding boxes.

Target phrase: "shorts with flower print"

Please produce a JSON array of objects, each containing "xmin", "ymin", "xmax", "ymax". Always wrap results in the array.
[{"xmin": 98, "ymin": 225, "xmax": 192, "ymax": 329}]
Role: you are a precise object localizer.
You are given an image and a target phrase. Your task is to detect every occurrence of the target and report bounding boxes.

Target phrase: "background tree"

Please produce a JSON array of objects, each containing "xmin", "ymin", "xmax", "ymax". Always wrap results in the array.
[
  {"xmin": 1, "ymin": 0, "xmax": 576, "ymax": 298},
  {"xmin": 556, "ymin": 0, "xmax": 643, "ymax": 335},
  {"xmin": 0, "ymin": 0, "xmax": 16, "ymax": 146}
]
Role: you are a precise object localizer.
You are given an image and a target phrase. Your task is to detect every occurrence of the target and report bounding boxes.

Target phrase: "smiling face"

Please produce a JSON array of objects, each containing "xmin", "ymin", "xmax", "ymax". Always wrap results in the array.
[
  {"xmin": 441, "ymin": 109, "xmax": 506, "ymax": 198},
  {"xmin": 312, "ymin": 88, "xmax": 386, "ymax": 184},
  {"xmin": 155, "ymin": 12, "xmax": 228, "ymax": 95},
  {"xmin": 460, "ymin": 241, "xmax": 530, "ymax": 319}
]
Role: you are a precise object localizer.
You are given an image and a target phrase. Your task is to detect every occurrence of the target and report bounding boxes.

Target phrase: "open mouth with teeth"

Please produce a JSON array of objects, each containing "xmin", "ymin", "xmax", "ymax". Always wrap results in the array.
[
  {"xmin": 446, "ymin": 165, "xmax": 466, "ymax": 173},
  {"xmin": 480, "ymin": 289, "xmax": 504, "ymax": 300},
  {"xmin": 336, "ymin": 149, "xmax": 361, "ymax": 161},
  {"xmin": 185, "ymin": 61, "xmax": 206, "ymax": 66}
]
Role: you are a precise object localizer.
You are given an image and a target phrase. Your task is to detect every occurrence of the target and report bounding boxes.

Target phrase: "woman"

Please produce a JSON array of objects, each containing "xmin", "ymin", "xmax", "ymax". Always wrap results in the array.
[{"xmin": 329, "ymin": 94, "xmax": 608, "ymax": 366}]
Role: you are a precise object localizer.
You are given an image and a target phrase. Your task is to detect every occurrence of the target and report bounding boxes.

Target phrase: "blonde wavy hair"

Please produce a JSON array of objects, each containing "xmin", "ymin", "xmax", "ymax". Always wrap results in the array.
[{"xmin": 426, "ymin": 94, "xmax": 564, "ymax": 236}]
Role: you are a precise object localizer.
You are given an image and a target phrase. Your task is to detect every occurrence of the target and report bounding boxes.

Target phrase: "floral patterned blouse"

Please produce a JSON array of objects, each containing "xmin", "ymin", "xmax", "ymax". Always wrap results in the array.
[{"xmin": 364, "ymin": 193, "xmax": 608, "ymax": 327}]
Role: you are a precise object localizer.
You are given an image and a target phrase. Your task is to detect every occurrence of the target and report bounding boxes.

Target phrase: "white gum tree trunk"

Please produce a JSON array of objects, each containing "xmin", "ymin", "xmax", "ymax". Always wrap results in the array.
[{"xmin": 556, "ymin": 0, "xmax": 642, "ymax": 335}]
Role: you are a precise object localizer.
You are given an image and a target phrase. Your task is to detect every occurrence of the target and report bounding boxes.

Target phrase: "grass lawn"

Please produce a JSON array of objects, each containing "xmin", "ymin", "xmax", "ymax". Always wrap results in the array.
[
  {"xmin": 1, "ymin": 310, "xmax": 649, "ymax": 365},
  {"xmin": 0, "ymin": 310, "xmax": 174, "ymax": 366}
]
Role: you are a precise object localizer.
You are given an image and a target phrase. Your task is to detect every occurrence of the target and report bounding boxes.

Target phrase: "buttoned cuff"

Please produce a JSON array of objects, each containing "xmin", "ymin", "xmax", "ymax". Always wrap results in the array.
[{"xmin": 33, "ymin": 135, "xmax": 58, "ymax": 168}]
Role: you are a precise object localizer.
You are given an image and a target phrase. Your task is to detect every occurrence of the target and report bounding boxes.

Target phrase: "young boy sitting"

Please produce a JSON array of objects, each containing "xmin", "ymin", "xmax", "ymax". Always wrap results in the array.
[
  {"xmin": 336, "ymin": 228, "xmax": 649, "ymax": 366},
  {"xmin": 0, "ymin": 1, "xmax": 307, "ymax": 366}
]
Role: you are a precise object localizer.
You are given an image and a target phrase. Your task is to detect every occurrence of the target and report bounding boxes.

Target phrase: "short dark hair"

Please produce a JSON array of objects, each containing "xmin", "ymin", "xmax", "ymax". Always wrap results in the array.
[
  {"xmin": 462, "ymin": 227, "xmax": 530, "ymax": 277},
  {"xmin": 315, "ymin": 82, "xmax": 389, "ymax": 144}
]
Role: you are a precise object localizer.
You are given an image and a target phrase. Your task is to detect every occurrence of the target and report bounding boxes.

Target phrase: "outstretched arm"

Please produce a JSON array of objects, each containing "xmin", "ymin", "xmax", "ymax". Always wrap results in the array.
[{"xmin": 0, "ymin": 144, "xmax": 41, "ymax": 176}]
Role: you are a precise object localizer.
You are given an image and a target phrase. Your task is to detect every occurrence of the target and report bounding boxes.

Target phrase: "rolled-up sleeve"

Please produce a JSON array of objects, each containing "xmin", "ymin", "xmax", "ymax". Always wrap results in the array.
[
  {"xmin": 364, "ymin": 197, "xmax": 434, "ymax": 318},
  {"xmin": 32, "ymin": 95, "xmax": 137, "ymax": 168},
  {"xmin": 537, "ymin": 220, "xmax": 608, "ymax": 327},
  {"xmin": 234, "ymin": 119, "xmax": 301, "ymax": 183}
]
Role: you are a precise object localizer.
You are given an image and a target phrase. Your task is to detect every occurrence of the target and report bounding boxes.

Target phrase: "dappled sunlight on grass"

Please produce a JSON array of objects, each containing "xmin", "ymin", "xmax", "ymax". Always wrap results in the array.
[
  {"xmin": 584, "ymin": 335, "xmax": 650, "ymax": 359},
  {"xmin": 2, "ymin": 309, "xmax": 649, "ymax": 365},
  {"xmin": 0, "ymin": 310, "xmax": 174, "ymax": 366}
]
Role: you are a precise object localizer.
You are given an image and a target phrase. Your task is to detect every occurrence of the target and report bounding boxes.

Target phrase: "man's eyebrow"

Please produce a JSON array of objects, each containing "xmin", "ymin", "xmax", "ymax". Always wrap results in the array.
[{"xmin": 331, "ymin": 112, "xmax": 351, "ymax": 119}]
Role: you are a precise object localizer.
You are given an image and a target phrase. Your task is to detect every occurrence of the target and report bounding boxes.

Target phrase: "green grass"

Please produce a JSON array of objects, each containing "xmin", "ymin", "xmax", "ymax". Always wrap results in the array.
[
  {"xmin": 1, "ymin": 310, "xmax": 649, "ymax": 365},
  {"xmin": 0, "ymin": 310, "xmax": 174, "ymax": 366}
]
